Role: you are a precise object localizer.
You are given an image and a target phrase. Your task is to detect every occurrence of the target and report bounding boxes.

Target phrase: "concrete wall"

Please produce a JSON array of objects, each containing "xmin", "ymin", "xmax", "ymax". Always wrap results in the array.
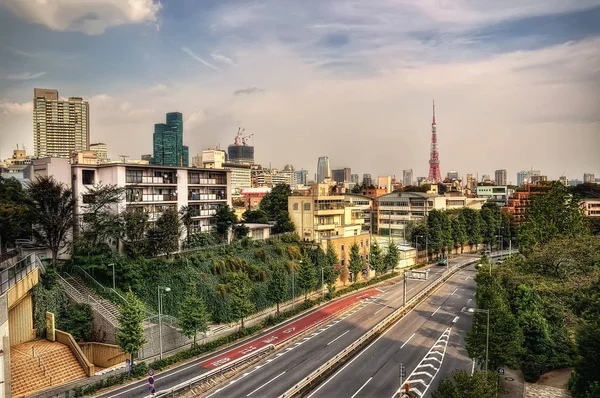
[
  {"xmin": 0, "ymin": 294, "xmax": 11, "ymax": 398},
  {"xmin": 138, "ymin": 323, "xmax": 195, "ymax": 360}
]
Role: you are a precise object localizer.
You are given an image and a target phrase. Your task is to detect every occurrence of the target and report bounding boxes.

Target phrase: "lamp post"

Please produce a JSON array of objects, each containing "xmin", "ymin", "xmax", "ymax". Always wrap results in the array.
[
  {"xmin": 472, "ymin": 308, "xmax": 490, "ymax": 374},
  {"xmin": 107, "ymin": 263, "xmax": 115, "ymax": 290},
  {"xmin": 158, "ymin": 286, "xmax": 171, "ymax": 360}
]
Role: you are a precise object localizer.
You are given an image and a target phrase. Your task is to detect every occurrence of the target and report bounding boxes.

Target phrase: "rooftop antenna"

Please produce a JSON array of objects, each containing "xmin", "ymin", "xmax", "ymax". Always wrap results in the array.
[{"xmin": 118, "ymin": 154, "xmax": 129, "ymax": 163}]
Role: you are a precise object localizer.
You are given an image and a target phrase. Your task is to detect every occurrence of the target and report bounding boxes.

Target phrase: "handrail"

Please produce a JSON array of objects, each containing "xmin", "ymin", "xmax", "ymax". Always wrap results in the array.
[
  {"xmin": 74, "ymin": 265, "xmax": 108, "ymax": 293},
  {"xmin": 56, "ymin": 330, "xmax": 95, "ymax": 376},
  {"xmin": 32, "ymin": 347, "xmax": 53, "ymax": 385},
  {"xmin": 57, "ymin": 275, "xmax": 118, "ymax": 327},
  {"xmin": 147, "ymin": 344, "xmax": 276, "ymax": 398},
  {"xmin": 87, "ymin": 295, "xmax": 119, "ymax": 327},
  {"xmin": 279, "ymin": 251, "xmax": 515, "ymax": 398},
  {"xmin": 0, "ymin": 253, "xmax": 42, "ymax": 295}
]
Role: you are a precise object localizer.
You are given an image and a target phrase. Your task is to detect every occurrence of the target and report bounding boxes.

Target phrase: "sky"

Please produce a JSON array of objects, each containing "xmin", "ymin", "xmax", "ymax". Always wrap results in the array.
[{"xmin": 0, "ymin": 0, "xmax": 599, "ymax": 183}]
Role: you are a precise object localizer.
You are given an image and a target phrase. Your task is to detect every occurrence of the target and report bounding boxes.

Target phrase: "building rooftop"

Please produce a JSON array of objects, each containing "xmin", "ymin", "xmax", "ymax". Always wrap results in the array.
[
  {"xmin": 239, "ymin": 223, "xmax": 273, "ymax": 229},
  {"xmin": 241, "ymin": 187, "xmax": 272, "ymax": 194}
]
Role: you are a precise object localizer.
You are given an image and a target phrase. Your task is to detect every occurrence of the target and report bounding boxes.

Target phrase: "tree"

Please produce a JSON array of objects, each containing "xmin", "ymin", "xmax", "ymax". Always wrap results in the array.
[
  {"xmin": 427, "ymin": 209, "xmax": 453, "ymax": 256},
  {"xmin": 242, "ymin": 209, "xmax": 269, "ymax": 224},
  {"xmin": 117, "ymin": 289, "xmax": 147, "ymax": 364},
  {"xmin": 179, "ymin": 205, "xmax": 197, "ymax": 244},
  {"xmin": 27, "ymin": 176, "xmax": 75, "ymax": 265},
  {"xmin": 431, "ymin": 370, "xmax": 497, "ymax": 398},
  {"xmin": 519, "ymin": 182, "xmax": 588, "ymax": 252},
  {"xmin": 369, "ymin": 240, "xmax": 385, "ymax": 275},
  {"xmin": 80, "ymin": 183, "xmax": 125, "ymax": 248},
  {"xmin": 267, "ymin": 263, "xmax": 288, "ymax": 313},
  {"xmin": 227, "ymin": 272, "xmax": 254, "ymax": 329},
  {"xmin": 462, "ymin": 208, "xmax": 483, "ymax": 251},
  {"xmin": 178, "ymin": 286, "xmax": 210, "ymax": 347},
  {"xmin": 349, "ymin": 242, "xmax": 363, "ymax": 283},
  {"xmin": 259, "ymin": 184, "xmax": 292, "ymax": 220},
  {"xmin": 273, "ymin": 210, "xmax": 295, "ymax": 234},
  {"xmin": 0, "ymin": 176, "xmax": 31, "ymax": 249},
  {"xmin": 351, "ymin": 184, "xmax": 362, "ymax": 194},
  {"xmin": 122, "ymin": 210, "xmax": 149, "ymax": 257},
  {"xmin": 298, "ymin": 257, "xmax": 317, "ymax": 300},
  {"xmin": 233, "ymin": 224, "xmax": 250, "ymax": 241},
  {"xmin": 324, "ymin": 242, "xmax": 340, "ymax": 293},
  {"xmin": 150, "ymin": 208, "xmax": 180, "ymax": 256},
  {"xmin": 451, "ymin": 216, "xmax": 468, "ymax": 253},
  {"xmin": 572, "ymin": 320, "xmax": 600, "ymax": 396},
  {"xmin": 384, "ymin": 242, "xmax": 400, "ymax": 273},
  {"xmin": 480, "ymin": 202, "xmax": 502, "ymax": 250},
  {"xmin": 214, "ymin": 205, "xmax": 237, "ymax": 241}
]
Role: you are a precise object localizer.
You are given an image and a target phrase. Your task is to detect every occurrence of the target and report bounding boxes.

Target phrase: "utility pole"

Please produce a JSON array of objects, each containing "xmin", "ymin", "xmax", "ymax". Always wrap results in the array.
[
  {"xmin": 403, "ymin": 275, "xmax": 407, "ymax": 307},
  {"xmin": 399, "ymin": 363, "xmax": 406, "ymax": 392}
]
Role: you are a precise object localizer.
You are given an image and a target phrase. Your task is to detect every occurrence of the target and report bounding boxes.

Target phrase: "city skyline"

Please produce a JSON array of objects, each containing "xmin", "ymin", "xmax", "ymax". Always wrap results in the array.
[{"xmin": 0, "ymin": 1, "xmax": 599, "ymax": 180}]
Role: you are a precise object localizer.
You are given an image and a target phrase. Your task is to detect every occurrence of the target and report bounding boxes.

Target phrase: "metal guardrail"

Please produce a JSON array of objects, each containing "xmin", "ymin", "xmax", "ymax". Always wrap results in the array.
[
  {"xmin": 279, "ymin": 251, "xmax": 515, "ymax": 398},
  {"xmin": 146, "ymin": 344, "xmax": 276, "ymax": 398},
  {"xmin": 57, "ymin": 274, "xmax": 119, "ymax": 327},
  {"xmin": 0, "ymin": 253, "xmax": 43, "ymax": 295}
]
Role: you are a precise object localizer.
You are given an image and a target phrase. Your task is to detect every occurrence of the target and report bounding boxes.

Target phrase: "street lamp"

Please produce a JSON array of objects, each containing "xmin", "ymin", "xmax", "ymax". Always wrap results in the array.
[
  {"xmin": 472, "ymin": 308, "xmax": 490, "ymax": 374},
  {"xmin": 158, "ymin": 286, "xmax": 171, "ymax": 360},
  {"xmin": 107, "ymin": 263, "xmax": 115, "ymax": 290}
]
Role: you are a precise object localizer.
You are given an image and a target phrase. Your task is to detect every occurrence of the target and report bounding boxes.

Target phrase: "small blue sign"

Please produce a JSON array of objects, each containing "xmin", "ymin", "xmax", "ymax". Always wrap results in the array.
[
  {"xmin": 148, "ymin": 376, "xmax": 155, "ymax": 385},
  {"xmin": 149, "ymin": 386, "xmax": 156, "ymax": 394}
]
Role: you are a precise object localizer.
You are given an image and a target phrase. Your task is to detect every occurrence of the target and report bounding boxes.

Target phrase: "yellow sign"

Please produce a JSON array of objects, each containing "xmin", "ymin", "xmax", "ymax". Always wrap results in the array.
[{"xmin": 46, "ymin": 312, "xmax": 55, "ymax": 341}]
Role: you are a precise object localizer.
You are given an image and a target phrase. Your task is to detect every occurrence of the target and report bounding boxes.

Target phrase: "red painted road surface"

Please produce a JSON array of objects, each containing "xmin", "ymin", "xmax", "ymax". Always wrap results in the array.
[{"xmin": 198, "ymin": 288, "xmax": 380, "ymax": 369}]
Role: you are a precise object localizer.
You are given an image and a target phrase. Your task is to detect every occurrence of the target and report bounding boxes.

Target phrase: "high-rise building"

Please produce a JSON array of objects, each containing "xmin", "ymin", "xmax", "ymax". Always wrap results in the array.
[
  {"xmin": 351, "ymin": 174, "xmax": 359, "ymax": 184},
  {"xmin": 584, "ymin": 173, "xmax": 596, "ymax": 183},
  {"xmin": 446, "ymin": 170, "xmax": 459, "ymax": 181},
  {"xmin": 89, "ymin": 143, "xmax": 108, "ymax": 162},
  {"xmin": 33, "ymin": 88, "xmax": 89, "ymax": 158},
  {"xmin": 495, "ymin": 169, "xmax": 507, "ymax": 186},
  {"xmin": 377, "ymin": 175, "xmax": 392, "ymax": 193},
  {"xmin": 402, "ymin": 169, "xmax": 413, "ymax": 187},
  {"xmin": 153, "ymin": 112, "xmax": 189, "ymax": 167},
  {"xmin": 295, "ymin": 169, "xmax": 308, "ymax": 186},
  {"xmin": 517, "ymin": 169, "xmax": 540, "ymax": 186},
  {"xmin": 363, "ymin": 174, "xmax": 372, "ymax": 187},
  {"xmin": 332, "ymin": 167, "xmax": 351, "ymax": 183},
  {"xmin": 317, "ymin": 157, "xmax": 331, "ymax": 183},
  {"xmin": 427, "ymin": 100, "xmax": 441, "ymax": 182}
]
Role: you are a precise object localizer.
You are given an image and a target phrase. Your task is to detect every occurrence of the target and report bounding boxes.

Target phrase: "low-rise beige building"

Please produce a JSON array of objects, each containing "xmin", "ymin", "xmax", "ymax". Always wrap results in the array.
[{"xmin": 582, "ymin": 199, "xmax": 600, "ymax": 217}]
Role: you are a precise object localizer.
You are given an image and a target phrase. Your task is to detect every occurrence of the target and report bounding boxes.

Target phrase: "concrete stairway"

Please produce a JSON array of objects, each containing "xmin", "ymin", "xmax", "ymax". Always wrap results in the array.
[
  {"xmin": 60, "ymin": 275, "xmax": 121, "ymax": 326},
  {"xmin": 11, "ymin": 340, "xmax": 87, "ymax": 397}
]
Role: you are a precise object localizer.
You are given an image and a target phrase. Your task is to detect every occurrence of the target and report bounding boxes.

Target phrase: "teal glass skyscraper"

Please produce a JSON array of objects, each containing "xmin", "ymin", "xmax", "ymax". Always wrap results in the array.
[{"xmin": 153, "ymin": 112, "xmax": 189, "ymax": 166}]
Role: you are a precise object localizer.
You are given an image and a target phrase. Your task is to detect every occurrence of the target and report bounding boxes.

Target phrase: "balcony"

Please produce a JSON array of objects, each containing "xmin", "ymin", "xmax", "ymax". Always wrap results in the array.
[
  {"xmin": 314, "ymin": 208, "xmax": 344, "ymax": 216},
  {"xmin": 126, "ymin": 194, "xmax": 177, "ymax": 203},
  {"xmin": 188, "ymin": 177, "xmax": 227, "ymax": 185},
  {"xmin": 188, "ymin": 193, "xmax": 227, "ymax": 201},
  {"xmin": 193, "ymin": 209, "xmax": 218, "ymax": 217},
  {"xmin": 314, "ymin": 223, "xmax": 336, "ymax": 231},
  {"xmin": 126, "ymin": 176, "xmax": 178, "ymax": 184}
]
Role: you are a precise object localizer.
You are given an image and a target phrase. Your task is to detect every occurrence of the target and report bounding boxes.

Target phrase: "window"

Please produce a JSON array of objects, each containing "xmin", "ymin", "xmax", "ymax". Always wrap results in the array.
[
  {"xmin": 304, "ymin": 203, "xmax": 311, "ymax": 211},
  {"xmin": 82, "ymin": 169, "xmax": 95, "ymax": 185},
  {"xmin": 82, "ymin": 194, "xmax": 95, "ymax": 204},
  {"xmin": 293, "ymin": 203, "xmax": 299, "ymax": 210}
]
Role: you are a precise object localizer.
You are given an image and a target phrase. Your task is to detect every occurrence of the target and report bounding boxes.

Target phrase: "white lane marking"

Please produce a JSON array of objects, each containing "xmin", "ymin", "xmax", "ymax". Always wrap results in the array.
[
  {"xmin": 375, "ymin": 306, "xmax": 387, "ymax": 315},
  {"xmin": 246, "ymin": 371, "xmax": 286, "ymax": 396},
  {"xmin": 407, "ymin": 287, "xmax": 416, "ymax": 293},
  {"xmin": 467, "ymin": 299, "xmax": 472, "ymax": 304},
  {"xmin": 431, "ymin": 306, "xmax": 441, "ymax": 316},
  {"xmin": 452, "ymin": 316, "xmax": 460, "ymax": 323},
  {"xmin": 400, "ymin": 333, "xmax": 416, "ymax": 349},
  {"xmin": 376, "ymin": 288, "xmax": 384, "ymax": 292},
  {"xmin": 451, "ymin": 288, "xmax": 458, "ymax": 296},
  {"xmin": 350, "ymin": 377, "xmax": 372, "ymax": 398},
  {"xmin": 464, "ymin": 276, "xmax": 469, "ymax": 281},
  {"xmin": 327, "ymin": 330, "xmax": 350, "ymax": 346}
]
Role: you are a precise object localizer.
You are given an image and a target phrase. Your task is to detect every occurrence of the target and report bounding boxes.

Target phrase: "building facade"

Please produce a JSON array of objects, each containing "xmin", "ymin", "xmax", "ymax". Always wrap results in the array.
[
  {"xmin": 584, "ymin": 173, "xmax": 596, "ymax": 183},
  {"xmin": 89, "ymin": 143, "xmax": 108, "ymax": 162},
  {"xmin": 351, "ymin": 174, "xmax": 359, "ymax": 185},
  {"xmin": 402, "ymin": 169, "xmax": 413, "ymax": 187},
  {"xmin": 582, "ymin": 199, "xmax": 600, "ymax": 217},
  {"xmin": 224, "ymin": 162, "xmax": 251, "ymax": 194},
  {"xmin": 363, "ymin": 174, "xmax": 372, "ymax": 187},
  {"xmin": 240, "ymin": 187, "xmax": 271, "ymax": 209},
  {"xmin": 332, "ymin": 168, "xmax": 351, "ymax": 184},
  {"xmin": 377, "ymin": 176, "xmax": 392, "ymax": 193},
  {"xmin": 227, "ymin": 144, "xmax": 254, "ymax": 164},
  {"xmin": 152, "ymin": 112, "xmax": 189, "ymax": 167},
  {"xmin": 33, "ymin": 88, "xmax": 90, "ymax": 158},
  {"xmin": 502, "ymin": 184, "xmax": 550, "ymax": 223},
  {"xmin": 317, "ymin": 157, "xmax": 331, "ymax": 183},
  {"xmin": 295, "ymin": 169, "xmax": 308, "ymax": 186},
  {"xmin": 494, "ymin": 169, "xmax": 507, "ymax": 186},
  {"xmin": 446, "ymin": 170, "xmax": 459, "ymax": 181},
  {"xmin": 476, "ymin": 186, "xmax": 510, "ymax": 206}
]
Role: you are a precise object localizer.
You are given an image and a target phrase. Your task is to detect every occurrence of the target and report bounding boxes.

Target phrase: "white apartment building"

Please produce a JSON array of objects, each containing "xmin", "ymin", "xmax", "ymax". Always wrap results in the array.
[{"xmin": 476, "ymin": 186, "xmax": 511, "ymax": 206}]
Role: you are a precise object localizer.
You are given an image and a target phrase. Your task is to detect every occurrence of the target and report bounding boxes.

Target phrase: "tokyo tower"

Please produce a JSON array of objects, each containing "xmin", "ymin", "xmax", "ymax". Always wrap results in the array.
[{"xmin": 428, "ymin": 100, "xmax": 441, "ymax": 182}]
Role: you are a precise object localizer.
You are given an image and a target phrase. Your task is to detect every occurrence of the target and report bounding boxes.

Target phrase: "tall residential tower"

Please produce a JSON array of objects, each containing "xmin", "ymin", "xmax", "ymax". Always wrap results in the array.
[{"xmin": 33, "ymin": 88, "xmax": 90, "ymax": 158}]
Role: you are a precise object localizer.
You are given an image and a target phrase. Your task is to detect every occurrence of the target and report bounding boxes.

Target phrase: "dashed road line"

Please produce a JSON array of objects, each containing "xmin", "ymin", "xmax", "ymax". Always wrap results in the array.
[
  {"xmin": 327, "ymin": 330, "xmax": 350, "ymax": 346},
  {"xmin": 400, "ymin": 333, "xmax": 416, "ymax": 349},
  {"xmin": 246, "ymin": 371, "xmax": 286, "ymax": 396},
  {"xmin": 350, "ymin": 377, "xmax": 372, "ymax": 398},
  {"xmin": 431, "ymin": 306, "xmax": 441, "ymax": 316}
]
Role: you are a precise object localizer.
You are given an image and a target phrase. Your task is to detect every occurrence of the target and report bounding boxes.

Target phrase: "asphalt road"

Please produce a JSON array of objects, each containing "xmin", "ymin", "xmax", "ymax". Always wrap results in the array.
[
  {"xmin": 308, "ymin": 264, "xmax": 478, "ymax": 398},
  {"xmin": 199, "ymin": 256, "xmax": 476, "ymax": 398}
]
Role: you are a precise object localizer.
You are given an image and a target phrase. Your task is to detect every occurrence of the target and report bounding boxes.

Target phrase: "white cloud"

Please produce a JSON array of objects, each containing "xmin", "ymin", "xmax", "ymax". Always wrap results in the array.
[
  {"xmin": 181, "ymin": 47, "xmax": 220, "ymax": 70},
  {"xmin": 2, "ymin": 0, "xmax": 161, "ymax": 35},
  {"xmin": 0, "ymin": 101, "xmax": 32, "ymax": 115},
  {"xmin": 149, "ymin": 83, "xmax": 168, "ymax": 93},
  {"xmin": 211, "ymin": 52, "xmax": 236, "ymax": 66},
  {"xmin": 1, "ymin": 71, "xmax": 46, "ymax": 80}
]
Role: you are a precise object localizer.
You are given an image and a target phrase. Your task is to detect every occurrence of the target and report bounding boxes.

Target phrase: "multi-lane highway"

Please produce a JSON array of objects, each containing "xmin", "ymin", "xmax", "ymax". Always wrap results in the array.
[
  {"xmin": 308, "ymin": 264, "xmax": 478, "ymax": 398},
  {"xmin": 198, "ymin": 256, "xmax": 476, "ymax": 398}
]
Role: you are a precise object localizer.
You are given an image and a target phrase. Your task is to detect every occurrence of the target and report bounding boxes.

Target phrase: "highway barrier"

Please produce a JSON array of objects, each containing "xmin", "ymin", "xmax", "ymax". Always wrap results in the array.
[
  {"xmin": 279, "ymin": 251, "xmax": 514, "ymax": 398},
  {"xmin": 148, "ymin": 344, "xmax": 275, "ymax": 398}
]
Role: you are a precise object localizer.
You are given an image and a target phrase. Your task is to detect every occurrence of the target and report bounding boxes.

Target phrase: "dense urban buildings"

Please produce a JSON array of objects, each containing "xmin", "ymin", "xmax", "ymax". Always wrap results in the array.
[
  {"xmin": 517, "ymin": 169, "xmax": 541, "ymax": 186},
  {"xmin": 495, "ymin": 169, "xmax": 507, "ymax": 186},
  {"xmin": 152, "ymin": 112, "xmax": 189, "ymax": 167},
  {"xmin": 89, "ymin": 143, "xmax": 108, "ymax": 162},
  {"xmin": 476, "ymin": 186, "xmax": 510, "ymax": 206},
  {"xmin": 502, "ymin": 184, "xmax": 550, "ymax": 223},
  {"xmin": 33, "ymin": 88, "xmax": 90, "ymax": 158},
  {"xmin": 295, "ymin": 169, "xmax": 308, "ymax": 186},
  {"xmin": 316, "ymin": 156, "xmax": 331, "ymax": 183},
  {"xmin": 362, "ymin": 173, "xmax": 372, "ymax": 187},
  {"xmin": 446, "ymin": 170, "xmax": 459, "ymax": 181},
  {"xmin": 331, "ymin": 167, "xmax": 351, "ymax": 184}
]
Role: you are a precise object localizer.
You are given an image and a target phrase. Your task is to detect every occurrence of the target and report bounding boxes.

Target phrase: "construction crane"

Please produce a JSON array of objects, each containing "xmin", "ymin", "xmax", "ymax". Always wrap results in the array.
[
  {"xmin": 241, "ymin": 133, "xmax": 254, "ymax": 146},
  {"xmin": 234, "ymin": 127, "xmax": 245, "ymax": 146}
]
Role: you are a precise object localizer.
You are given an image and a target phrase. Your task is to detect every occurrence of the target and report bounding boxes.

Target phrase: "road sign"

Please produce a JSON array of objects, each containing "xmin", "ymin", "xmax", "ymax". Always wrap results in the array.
[
  {"xmin": 148, "ymin": 368, "xmax": 154, "ymax": 376},
  {"xmin": 405, "ymin": 270, "xmax": 429, "ymax": 280},
  {"xmin": 148, "ymin": 376, "xmax": 155, "ymax": 385},
  {"xmin": 498, "ymin": 368, "xmax": 505, "ymax": 375},
  {"xmin": 149, "ymin": 386, "xmax": 156, "ymax": 394}
]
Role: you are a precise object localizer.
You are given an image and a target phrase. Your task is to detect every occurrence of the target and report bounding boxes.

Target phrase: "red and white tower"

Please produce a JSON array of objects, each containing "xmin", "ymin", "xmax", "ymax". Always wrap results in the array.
[{"xmin": 428, "ymin": 100, "xmax": 442, "ymax": 182}]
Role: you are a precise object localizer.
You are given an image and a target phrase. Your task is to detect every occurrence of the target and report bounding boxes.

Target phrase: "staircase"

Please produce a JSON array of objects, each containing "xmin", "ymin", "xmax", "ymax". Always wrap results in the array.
[
  {"xmin": 11, "ymin": 340, "xmax": 87, "ymax": 397},
  {"xmin": 59, "ymin": 274, "xmax": 121, "ymax": 327}
]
